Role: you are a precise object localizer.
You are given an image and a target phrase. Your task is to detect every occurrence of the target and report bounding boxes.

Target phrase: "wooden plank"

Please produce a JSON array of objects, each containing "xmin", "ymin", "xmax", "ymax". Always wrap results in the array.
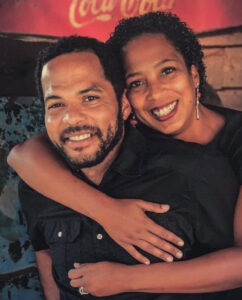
[{"xmin": 217, "ymin": 89, "xmax": 242, "ymax": 111}]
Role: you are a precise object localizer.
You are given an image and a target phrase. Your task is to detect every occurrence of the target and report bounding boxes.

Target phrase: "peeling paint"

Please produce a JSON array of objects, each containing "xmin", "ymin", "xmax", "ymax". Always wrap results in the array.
[{"xmin": 0, "ymin": 97, "xmax": 44, "ymax": 299}]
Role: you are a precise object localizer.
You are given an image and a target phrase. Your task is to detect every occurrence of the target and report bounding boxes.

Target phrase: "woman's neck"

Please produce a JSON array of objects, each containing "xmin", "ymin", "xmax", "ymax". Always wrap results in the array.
[{"xmin": 174, "ymin": 104, "xmax": 225, "ymax": 145}]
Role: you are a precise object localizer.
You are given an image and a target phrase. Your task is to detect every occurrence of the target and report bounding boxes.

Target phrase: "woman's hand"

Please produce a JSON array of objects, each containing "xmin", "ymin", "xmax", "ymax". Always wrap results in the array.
[
  {"xmin": 69, "ymin": 262, "xmax": 130, "ymax": 297},
  {"xmin": 98, "ymin": 198, "xmax": 184, "ymax": 264}
]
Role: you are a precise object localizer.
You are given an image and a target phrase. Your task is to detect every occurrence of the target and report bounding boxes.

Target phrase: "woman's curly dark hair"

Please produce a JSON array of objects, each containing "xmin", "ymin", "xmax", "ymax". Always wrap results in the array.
[{"xmin": 107, "ymin": 12, "xmax": 206, "ymax": 101}]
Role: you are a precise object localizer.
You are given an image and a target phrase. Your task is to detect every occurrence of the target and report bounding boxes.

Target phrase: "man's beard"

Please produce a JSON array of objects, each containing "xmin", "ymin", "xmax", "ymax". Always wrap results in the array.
[{"xmin": 52, "ymin": 110, "xmax": 123, "ymax": 173}]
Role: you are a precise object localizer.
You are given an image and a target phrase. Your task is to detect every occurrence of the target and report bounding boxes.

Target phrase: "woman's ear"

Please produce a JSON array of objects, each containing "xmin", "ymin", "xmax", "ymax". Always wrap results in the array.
[
  {"xmin": 191, "ymin": 65, "xmax": 200, "ymax": 87},
  {"xmin": 121, "ymin": 91, "xmax": 131, "ymax": 121}
]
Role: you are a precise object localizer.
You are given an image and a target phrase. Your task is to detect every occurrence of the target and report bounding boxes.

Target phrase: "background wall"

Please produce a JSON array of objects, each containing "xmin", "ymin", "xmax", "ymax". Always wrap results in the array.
[{"xmin": 199, "ymin": 27, "xmax": 242, "ymax": 111}]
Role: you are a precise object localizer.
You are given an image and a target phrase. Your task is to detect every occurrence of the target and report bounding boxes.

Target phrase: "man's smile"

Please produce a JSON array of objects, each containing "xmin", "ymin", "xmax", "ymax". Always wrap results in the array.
[
  {"xmin": 68, "ymin": 133, "xmax": 91, "ymax": 141},
  {"xmin": 61, "ymin": 131, "xmax": 98, "ymax": 151},
  {"xmin": 63, "ymin": 132, "xmax": 93, "ymax": 142}
]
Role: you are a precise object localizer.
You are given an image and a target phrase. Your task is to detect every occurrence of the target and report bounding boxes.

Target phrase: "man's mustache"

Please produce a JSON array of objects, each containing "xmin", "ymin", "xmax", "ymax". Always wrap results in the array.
[{"xmin": 60, "ymin": 125, "xmax": 102, "ymax": 143}]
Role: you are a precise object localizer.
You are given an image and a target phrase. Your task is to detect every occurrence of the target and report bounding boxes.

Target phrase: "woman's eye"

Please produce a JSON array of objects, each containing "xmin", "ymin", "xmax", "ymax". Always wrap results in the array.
[
  {"xmin": 48, "ymin": 103, "xmax": 64, "ymax": 110},
  {"xmin": 84, "ymin": 95, "xmax": 99, "ymax": 102},
  {"xmin": 128, "ymin": 80, "xmax": 143, "ymax": 90},
  {"xmin": 162, "ymin": 67, "xmax": 176, "ymax": 76}
]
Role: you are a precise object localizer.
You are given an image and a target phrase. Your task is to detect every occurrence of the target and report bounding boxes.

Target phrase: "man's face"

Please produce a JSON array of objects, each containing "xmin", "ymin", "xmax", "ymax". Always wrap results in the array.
[{"xmin": 42, "ymin": 51, "xmax": 129, "ymax": 171}]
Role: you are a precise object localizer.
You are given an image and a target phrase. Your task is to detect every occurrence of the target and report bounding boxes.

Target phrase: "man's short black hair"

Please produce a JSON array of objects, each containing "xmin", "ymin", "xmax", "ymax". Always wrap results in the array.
[
  {"xmin": 107, "ymin": 12, "xmax": 206, "ymax": 101},
  {"xmin": 35, "ymin": 35, "xmax": 125, "ymax": 104}
]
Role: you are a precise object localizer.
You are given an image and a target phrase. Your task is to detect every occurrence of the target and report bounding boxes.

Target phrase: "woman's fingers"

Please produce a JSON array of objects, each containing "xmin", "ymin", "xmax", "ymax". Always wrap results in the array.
[
  {"xmin": 136, "ymin": 239, "xmax": 174, "ymax": 262},
  {"xmin": 138, "ymin": 200, "xmax": 170, "ymax": 213},
  {"xmin": 147, "ymin": 218, "xmax": 184, "ymax": 247},
  {"xmin": 136, "ymin": 235, "xmax": 183, "ymax": 262},
  {"xmin": 119, "ymin": 232, "xmax": 183, "ymax": 263},
  {"xmin": 102, "ymin": 198, "xmax": 184, "ymax": 263},
  {"xmin": 120, "ymin": 243, "xmax": 150, "ymax": 265},
  {"xmin": 68, "ymin": 262, "xmax": 124, "ymax": 297},
  {"xmin": 137, "ymin": 200, "xmax": 184, "ymax": 246},
  {"xmin": 68, "ymin": 267, "xmax": 83, "ymax": 280},
  {"xmin": 70, "ymin": 278, "xmax": 84, "ymax": 288}
]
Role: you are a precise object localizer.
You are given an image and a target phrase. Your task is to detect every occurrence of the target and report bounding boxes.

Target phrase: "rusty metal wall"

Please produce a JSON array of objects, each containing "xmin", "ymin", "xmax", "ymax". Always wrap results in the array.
[{"xmin": 0, "ymin": 97, "xmax": 44, "ymax": 300}]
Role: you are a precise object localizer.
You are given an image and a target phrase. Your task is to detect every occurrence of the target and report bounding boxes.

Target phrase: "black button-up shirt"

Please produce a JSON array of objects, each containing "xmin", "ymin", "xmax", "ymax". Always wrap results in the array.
[{"xmin": 19, "ymin": 127, "xmax": 239, "ymax": 300}]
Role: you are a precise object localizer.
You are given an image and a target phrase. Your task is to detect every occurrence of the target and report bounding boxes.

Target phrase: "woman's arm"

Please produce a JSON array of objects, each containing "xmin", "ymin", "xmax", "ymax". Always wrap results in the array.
[
  {"xmin": 7, "ymin": 133, "xmax": 184, "ymax": 264},
  {"xmin": 68, "ymin": 187, "xmax": 242, "ymax": 297},
  {"xmin": 70, "ymin": 248, "xmax": 242, "ymax": 296}
]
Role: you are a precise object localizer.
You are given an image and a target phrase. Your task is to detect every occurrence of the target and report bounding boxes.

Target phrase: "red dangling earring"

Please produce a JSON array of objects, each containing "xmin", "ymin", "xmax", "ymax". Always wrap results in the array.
[{"xmin": 130, "ymin": 113, "xmax": 138, "ymax": 127}]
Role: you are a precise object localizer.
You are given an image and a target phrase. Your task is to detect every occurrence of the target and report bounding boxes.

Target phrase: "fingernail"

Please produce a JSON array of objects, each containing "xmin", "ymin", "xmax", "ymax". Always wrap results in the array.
[
  {"xmin": 161, "ymin": 204, "xmax": 169, "ymax": 209},
  {"xmin": 176, "ymin": 251, "xmax": 183, "ymax": 259},
  {"xmin": 166, "ymin": 256, "xmax": 173, "ymax": 262},
  {"xmin": 74, "ymin": 262, "xmax": 81, "ymax": 268},
  {"xmin": 178, "ymin": 240, "xmax": 184, "ymax": 247},
  {"xmin": 145, "ymin": 260, "xmax": 150, "ymax": 265}
]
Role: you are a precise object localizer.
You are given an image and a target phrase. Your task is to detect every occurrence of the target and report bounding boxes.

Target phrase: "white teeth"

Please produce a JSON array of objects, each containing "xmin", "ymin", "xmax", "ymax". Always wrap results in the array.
[
  {"xmin": 152, "ymin": 101, "xmax": 177, "ymax": 117},
  {"xmin": 69, "ymin": 134, "xmax": 91, "ymax": 141}
]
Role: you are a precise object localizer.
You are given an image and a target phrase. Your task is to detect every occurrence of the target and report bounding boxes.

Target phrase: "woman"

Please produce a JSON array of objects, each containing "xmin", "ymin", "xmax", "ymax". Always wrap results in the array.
[{"xmin": 8, "ymin": 12, "xmax": 242, "ymax": 297}]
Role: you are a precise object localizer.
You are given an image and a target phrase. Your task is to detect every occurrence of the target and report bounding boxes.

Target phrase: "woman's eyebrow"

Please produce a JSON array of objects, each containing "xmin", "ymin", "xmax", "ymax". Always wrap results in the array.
[
  {"xmin": 154, "ymin": 58, "xmax": 177, "ymax": 68},
  {"xmin": 125, "ymin": 72, "xmax": 141, "ymax": 80},
  {"xmin": 125, "ymin": 58, "xmax": 178, "ymax": 80}
]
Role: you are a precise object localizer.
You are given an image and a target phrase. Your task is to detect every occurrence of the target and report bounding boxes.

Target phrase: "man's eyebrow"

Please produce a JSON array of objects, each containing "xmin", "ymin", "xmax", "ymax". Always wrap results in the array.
[
  {"xmin": 78, "ymin": 85, "xmax": 102, "ymax": 94},
  {"xmin": 125, "ymin": 59, "xmax": 177, "ymax": 80},
  {"xmin": 44, "ymin": 85, "xmax": 102, "ymax": 102},
  {"xmin": 44, "ymin": 95, "xmax": 61, "ymax": 103}
]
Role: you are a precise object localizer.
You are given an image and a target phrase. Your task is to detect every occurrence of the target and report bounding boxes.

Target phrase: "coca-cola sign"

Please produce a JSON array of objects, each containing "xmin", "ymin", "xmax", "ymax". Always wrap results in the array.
[{"xmin": 0, "ymin": 0, "xmax": 241, "ymax": 40}]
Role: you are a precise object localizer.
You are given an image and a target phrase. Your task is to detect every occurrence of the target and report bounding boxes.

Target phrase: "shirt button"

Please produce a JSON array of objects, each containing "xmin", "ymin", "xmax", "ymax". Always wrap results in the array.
[
  {"xmin": 58, "ymin": 231, "xmax": 62, "ymax": 238},
  {"xmin": 97, "ymin": 233, "xmax": 103, "ymax": 240}
]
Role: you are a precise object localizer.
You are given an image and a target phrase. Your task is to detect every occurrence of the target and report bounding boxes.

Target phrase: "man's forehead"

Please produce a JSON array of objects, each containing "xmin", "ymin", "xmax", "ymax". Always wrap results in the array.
[
  {"xmin": 40, "ymin": 51, "xmax": 118, "ymax": 102},
  {"xmin": 42, "ymin": 51, "xmax": 104, "ymax": 77}
]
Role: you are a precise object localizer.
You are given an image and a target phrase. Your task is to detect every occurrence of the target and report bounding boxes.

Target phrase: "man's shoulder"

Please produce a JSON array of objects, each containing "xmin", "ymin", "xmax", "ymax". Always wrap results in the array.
[{"xmin": 19, "ymin": 179, "xmax": 48, "ymax": 205}]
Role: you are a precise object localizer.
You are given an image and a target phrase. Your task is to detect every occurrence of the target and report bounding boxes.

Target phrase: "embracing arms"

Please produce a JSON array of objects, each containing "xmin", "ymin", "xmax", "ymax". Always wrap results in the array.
[
  {"xmin": 69, "ymin": 188, "xmax": 242, "ymax": 296},
  {"xmin": 7, "ymin": 133, "xmax": 184, "ymax": 264},
  {"xmin": 10, "ymin": 132, "xmax": 242, "ymax": 296}
]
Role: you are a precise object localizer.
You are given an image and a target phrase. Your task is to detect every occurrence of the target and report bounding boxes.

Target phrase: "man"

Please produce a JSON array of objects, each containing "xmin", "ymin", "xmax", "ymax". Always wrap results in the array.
[{"xmin": 19, "ymin": 36, "xmax": 240, "ymax": 300}]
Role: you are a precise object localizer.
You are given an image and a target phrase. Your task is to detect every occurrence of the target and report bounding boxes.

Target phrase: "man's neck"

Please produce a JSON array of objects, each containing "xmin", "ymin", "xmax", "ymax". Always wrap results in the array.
[{"xmin": 81, "ymin": 136, "xmax": 124, "ymax": 185}]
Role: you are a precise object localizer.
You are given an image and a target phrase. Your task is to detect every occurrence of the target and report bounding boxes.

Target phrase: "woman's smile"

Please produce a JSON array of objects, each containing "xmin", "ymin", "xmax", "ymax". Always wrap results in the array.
[{"xmin": 151, "ymin": 100, "xmax": 178, "ymax": 120}]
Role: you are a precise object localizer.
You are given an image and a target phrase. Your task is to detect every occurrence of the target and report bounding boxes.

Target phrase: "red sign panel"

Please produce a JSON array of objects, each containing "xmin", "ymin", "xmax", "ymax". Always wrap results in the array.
[{"xmin": 0, "ymin": 0, "xmax": 241, "ymax": 41}]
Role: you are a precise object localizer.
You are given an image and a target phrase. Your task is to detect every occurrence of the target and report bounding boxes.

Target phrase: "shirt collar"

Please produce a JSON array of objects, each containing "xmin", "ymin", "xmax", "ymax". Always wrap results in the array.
[{"xmin": 108, "ymin": 125, "xmax": 147, "ymax": 177}]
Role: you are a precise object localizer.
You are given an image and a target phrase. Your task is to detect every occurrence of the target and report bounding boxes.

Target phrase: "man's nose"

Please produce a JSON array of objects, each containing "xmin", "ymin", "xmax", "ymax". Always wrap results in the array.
[{"xmin": 62, "ymin": 104, "xmax": 86, "ymax": 125}]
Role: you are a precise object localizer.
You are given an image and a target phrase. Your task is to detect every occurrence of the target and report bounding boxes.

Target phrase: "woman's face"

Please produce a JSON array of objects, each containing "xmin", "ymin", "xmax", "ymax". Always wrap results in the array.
[{"xmin": 122, "ymin": 33, "xmax": 199, "ymax": 138}]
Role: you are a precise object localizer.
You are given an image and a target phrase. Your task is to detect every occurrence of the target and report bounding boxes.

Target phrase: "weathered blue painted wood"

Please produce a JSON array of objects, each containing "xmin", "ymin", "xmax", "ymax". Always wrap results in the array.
[{"xmin": 0, "ymin": 97, "xmax": 45, "ymax": 300}]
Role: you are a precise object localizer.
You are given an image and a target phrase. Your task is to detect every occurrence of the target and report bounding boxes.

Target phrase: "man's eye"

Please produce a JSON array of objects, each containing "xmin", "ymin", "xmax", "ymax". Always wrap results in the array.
[
  {"xmin": 84, "ymin": 95, "xmax": 99, "ymax": 102},
  {"xmin": 48, "ymin": 103, "xmax": 64, "ymax": 110},
  {"xmin": 161, "ymin": 67, "xmax": 176, "ymax": 76},
  {"xmin": 127, "ymin": 80, "xmax": 143, "ymax": 90}
]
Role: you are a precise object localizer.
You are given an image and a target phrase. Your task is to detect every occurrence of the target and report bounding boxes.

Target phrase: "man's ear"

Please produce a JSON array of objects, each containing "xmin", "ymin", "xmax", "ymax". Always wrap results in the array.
[
  {"xmin": 121, "ymin": 91, "xmax": 131, "ymax": 121},
  {"xmin": 190, "ymin": 65, "xmax": 200, "ymax": 87}
]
